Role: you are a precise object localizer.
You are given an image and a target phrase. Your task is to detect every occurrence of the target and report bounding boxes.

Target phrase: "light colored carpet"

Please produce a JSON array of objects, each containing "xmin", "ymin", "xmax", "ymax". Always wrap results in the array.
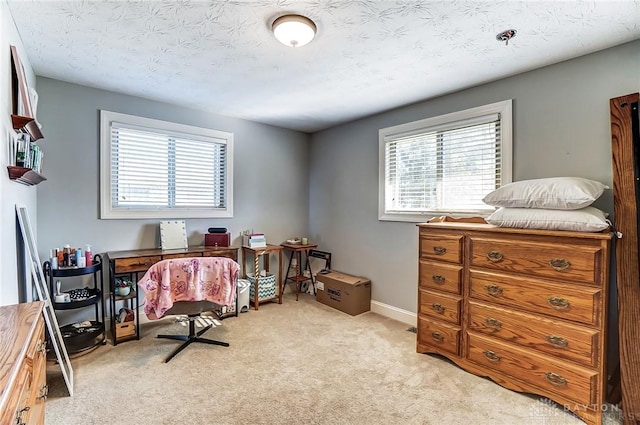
[{"xmin": 44, "ymin": 293, "xmax": 622, "ymax": 425}]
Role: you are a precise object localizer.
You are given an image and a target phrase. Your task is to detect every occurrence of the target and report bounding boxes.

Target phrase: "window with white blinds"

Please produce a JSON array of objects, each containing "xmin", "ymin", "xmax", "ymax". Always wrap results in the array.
[
  {"xmin": 100, "ymin": 110, "xmax": 233, "ymax": 219},
  {"xmin": 379, "ymin": 100, "xmax": 512, "ymax": 222}
]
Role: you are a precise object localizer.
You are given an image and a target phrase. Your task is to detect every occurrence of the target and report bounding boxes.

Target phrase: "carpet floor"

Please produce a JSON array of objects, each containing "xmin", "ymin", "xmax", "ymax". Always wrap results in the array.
[{"xmin": 44, "ymin": 292, "xmax": 623, "ymax": 425}]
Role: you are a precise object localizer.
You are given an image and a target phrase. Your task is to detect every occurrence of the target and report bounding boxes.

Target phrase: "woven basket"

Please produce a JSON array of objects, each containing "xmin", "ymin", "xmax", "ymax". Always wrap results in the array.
[{"xmin": 248, "ymin": 273, "xmax": 276, "ymax": 301}]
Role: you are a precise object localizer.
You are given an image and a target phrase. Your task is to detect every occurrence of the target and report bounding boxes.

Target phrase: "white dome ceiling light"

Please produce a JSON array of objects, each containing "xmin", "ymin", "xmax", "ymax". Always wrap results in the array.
[{"xmin": 272, "ymin": 14, "xmax": 317, "ymax": 47}]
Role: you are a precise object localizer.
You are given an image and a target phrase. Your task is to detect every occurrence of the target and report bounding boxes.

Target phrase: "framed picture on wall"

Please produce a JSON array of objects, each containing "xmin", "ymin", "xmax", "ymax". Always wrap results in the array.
[{"xmin": 10, "ymin": 45, "xmax": 33, "ymax": 118}]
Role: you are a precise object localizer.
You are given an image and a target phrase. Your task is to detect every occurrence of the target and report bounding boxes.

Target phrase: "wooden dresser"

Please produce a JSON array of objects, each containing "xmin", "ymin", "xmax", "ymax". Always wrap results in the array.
[
  {"xmin": 0, "ymin": 302, "xmax": 47, "ymax": 425},
  {"xmin": 417, "ymin": 222, "xmax": 612, "ymax": 425}
]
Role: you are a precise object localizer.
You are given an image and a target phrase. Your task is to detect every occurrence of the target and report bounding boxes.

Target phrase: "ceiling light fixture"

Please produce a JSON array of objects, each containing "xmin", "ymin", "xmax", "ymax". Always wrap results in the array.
[
  {"xmin": 272, "ymin": 14, "xmax": 317, "ymax": 47},
  {"xmin": 496, "ymin": 29, "xmax": 517, "ymax": 45}
]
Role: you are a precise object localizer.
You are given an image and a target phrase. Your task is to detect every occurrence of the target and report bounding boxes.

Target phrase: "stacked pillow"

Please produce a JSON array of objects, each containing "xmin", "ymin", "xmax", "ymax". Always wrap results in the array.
[{"xmin": 483, "ymin": 177, "xmax": 610, "ymax": 232}]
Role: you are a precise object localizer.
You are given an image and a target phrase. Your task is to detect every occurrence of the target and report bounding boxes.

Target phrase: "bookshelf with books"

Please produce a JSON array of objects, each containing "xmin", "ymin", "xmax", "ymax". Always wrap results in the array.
[
  {"xmin": 7, "ymin": 166, "xmax": 46, "ymax": 185},
  {"xmin": 7, "ymin": 133, "xmax": 45, "ymax": 186},
  {"xmin": 7, "ymin": 45, "xmax": 46, "ymax": 185}
]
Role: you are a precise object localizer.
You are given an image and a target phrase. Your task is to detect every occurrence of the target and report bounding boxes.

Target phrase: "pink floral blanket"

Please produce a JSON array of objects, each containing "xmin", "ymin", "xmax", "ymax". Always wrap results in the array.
[{"xmin": 137, "ymin": 257, "xmax": 239, "ymax": 319}]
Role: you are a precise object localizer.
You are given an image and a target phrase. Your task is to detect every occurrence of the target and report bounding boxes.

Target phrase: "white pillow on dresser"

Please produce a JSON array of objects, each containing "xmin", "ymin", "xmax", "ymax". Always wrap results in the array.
[
  {"xmin": 486, "ymin": 206, "xmax": 609, "ymax": 232},
  {"xmin": 482, "ymin": 177, "xmax": 608, "ymax": 210}
]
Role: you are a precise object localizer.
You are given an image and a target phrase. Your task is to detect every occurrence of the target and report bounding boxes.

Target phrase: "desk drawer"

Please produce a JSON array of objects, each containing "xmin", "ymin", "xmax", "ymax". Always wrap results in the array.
[
  {"xmin": 162, "ymin": 253, "xmax": 200, "ymax": 260},
  {"xmin": 203, "ymin": 249, "xmax": 237, "ymax": 261},
  {"xmin": 114, "ymin": 256, "xmax": 161, "ymax": 273}
]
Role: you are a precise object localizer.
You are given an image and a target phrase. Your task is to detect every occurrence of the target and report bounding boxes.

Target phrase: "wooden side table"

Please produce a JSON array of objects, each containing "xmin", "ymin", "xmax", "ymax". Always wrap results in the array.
[
  {"xmin": 281, "ymin": 243, "xmax": 318, "ymax": 300},
  {"xmin": 241, "ymin": 244, "xmax": 283, "ymax": 310}
]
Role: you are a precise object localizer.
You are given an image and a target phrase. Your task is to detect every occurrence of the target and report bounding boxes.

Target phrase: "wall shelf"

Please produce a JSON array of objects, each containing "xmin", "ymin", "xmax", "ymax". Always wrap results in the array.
[
  {"xmin": 7, "ymin": 166, "xmax": 46, "ymax": 185},
  {"xmin": 11, "ymin": 114, "xmax": 43, "ymax": 141}
]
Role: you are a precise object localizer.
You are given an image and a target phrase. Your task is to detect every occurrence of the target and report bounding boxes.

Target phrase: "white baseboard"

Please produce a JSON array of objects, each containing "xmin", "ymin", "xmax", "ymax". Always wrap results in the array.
[{"xmin": 370, "ymin": 300, "xmax": 416, "ymax": 326}]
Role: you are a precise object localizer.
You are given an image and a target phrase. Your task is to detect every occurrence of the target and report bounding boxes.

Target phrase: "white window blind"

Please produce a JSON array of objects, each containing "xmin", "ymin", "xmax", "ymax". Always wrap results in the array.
[
  {"xmin": 379, "ymin": 100, "xmax": 512, "ymax": 222},
  {"xmin": 100, "ymin": 111, "xmax": 233, "ymax": 219}
]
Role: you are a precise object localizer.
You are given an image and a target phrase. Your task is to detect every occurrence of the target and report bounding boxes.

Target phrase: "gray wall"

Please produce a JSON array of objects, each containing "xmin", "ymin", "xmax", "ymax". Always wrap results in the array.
[
  {"xmin": 0, "ymin": 3, "xmax": 38, "ymax": 306},
  {"xmin": 35, "ymin": 78, "xmax": 310, "ymax": 318},
  {"xmin": 309, "ymin": 40, "xmax": 640, "ymax": 314},
  {"xmin": 30, "ymin": 40, "xmax": 640, "ymax": 328}
]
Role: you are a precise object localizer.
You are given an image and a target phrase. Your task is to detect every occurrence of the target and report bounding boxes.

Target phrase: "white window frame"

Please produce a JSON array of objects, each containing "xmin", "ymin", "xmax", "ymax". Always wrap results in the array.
[
  {"xmin": 378, "ymin": 100, "xmax": 512, "ymax": 222},
  {"xmin": 100, "ymin": 110, "xmax": 234, "ymax": 219}
]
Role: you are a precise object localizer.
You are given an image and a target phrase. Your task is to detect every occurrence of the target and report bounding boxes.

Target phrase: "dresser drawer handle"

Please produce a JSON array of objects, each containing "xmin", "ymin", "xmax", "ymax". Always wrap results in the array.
[
  {"xmin": 433, "ymin": 246, "xmax": 447, "ymax": 255},
  {"xmin": 546, "ymin": 335, "xmax": 569, "ymax": 348},
  {"xmin": 431, "ymin": 331, "xmax": 444, "ymax": 342},
  {"xmin": 549, "ymin": 258, "xmax": 571, "ymax": 271},
  {"xmin": 16, "ymin": 406, "xmax": 30, "ymax": 425},
  {"xmin": 38, "ymin": 384, "xmax": 49, "ymax": 400},
  {"xmin": 485, "ymin": 284, "xmax": 503, "ymax": 297},
  {"xmin": 36, "ymin": 339, "xmax": 46, "ymax": 354},
  {"xmin": 484, "ymin": 317, "xmax": 502, "ymax": 330},
  {"xmin": 545, "ymin": 372, "xmax": 568, "ymax": 387},
  {"xmin": 432, "ymin": 274, "xmax": 445, "ymax": 284},
  {"xmin": 486, "ymin": 250, "xmax": 504, "ymax": 263},
  {"xmin": 483, "ymin": 350, "xmax": 501, "ymax": 362},
  {"xmin": 547, "ymin": 296, "xmax": 570, "ymax": 310},
  {"xmin": 431, "ymin": 303, "xmax": 445, "ymax": 314}
]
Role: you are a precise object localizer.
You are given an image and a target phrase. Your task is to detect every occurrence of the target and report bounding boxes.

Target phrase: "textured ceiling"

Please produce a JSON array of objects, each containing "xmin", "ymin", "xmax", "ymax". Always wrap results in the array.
[{"xmin": 7, "ymin": 1, "xmax": 640, "ymax": 133}]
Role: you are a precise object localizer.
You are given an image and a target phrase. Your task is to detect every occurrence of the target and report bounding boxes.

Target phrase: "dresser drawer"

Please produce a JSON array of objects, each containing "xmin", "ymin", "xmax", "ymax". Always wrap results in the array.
[
  {"xmin": 13, "ymin": 371, "xmax": 33, "ymax": 425},
  {"xmin": 114, "ymin": 256, "xmax": 162, "ymax": 273},
  {"xmin": 468, "ymin": 301, "xmax": 599, "ymax": 367},
  {"xmin": 418, "ymin": 318, "xmax": 460, "ymax": 356},
  {"xmin": 467, "ymin": 333, "xmax": 597, "ymax": 405},
  {"xmin": 419, "ymin": 289, "xmax": 461, "ymax": 324},
  {"xmin": 470, "ymin": 271, "xmax": 601, "ymax": 326},
  {"xmin": 27, "ymin": 352, "xmax": 47, "ymax": 425},
  {"xmin": 469, "ymin": 237, "xmax": 603, "ymax": 285},
  {"xmin": 25, "ymin": 316, "xmax": 45, "ymax": 365},
  {"xmin": 419, "ymin": 260, "xmax": 462, "ymax": 294},
  {"xmin": 420, "ymin": 234, "xmax": 463, "ymax": 264}
]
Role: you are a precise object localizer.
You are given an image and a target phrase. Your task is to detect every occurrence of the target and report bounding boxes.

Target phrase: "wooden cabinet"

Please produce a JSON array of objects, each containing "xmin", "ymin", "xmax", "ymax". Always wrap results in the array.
[
  {"xmin": 417, "ymin": 222, "xmax": 612, "ymax": 425},
  {"xmin": 0, "ymin": 302, "xmax": 47, "ymax": 425},
  {"xmin": 107, "ymin": 246, "xmax": 238, "ymax": 345}
]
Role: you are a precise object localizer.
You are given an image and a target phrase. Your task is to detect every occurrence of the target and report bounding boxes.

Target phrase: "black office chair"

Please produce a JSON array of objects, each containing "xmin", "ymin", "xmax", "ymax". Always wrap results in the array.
[
  {"xmin": 137, "ymin": 256, "xmax": 239, "ymax": 363},
  {"xmin": 157, "ymin": 300, "xmax": 228, "ymax": 363}
]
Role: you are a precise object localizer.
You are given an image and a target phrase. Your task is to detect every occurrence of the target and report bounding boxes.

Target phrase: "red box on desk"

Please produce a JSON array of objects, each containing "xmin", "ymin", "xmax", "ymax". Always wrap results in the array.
[{"xmin": 205, "ymin": 233, "xmax": 230, "ymax": 247}]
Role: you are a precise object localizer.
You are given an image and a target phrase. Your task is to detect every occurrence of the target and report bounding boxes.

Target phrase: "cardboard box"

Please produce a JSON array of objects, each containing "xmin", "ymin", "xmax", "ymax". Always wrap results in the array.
[
  {"xmin": 205, "ymin": 233, "xmax": 230, "ymax": 247},
  {"xmin": 315, "ymin": 271, "xmax": 371, "ymax": 316}
]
